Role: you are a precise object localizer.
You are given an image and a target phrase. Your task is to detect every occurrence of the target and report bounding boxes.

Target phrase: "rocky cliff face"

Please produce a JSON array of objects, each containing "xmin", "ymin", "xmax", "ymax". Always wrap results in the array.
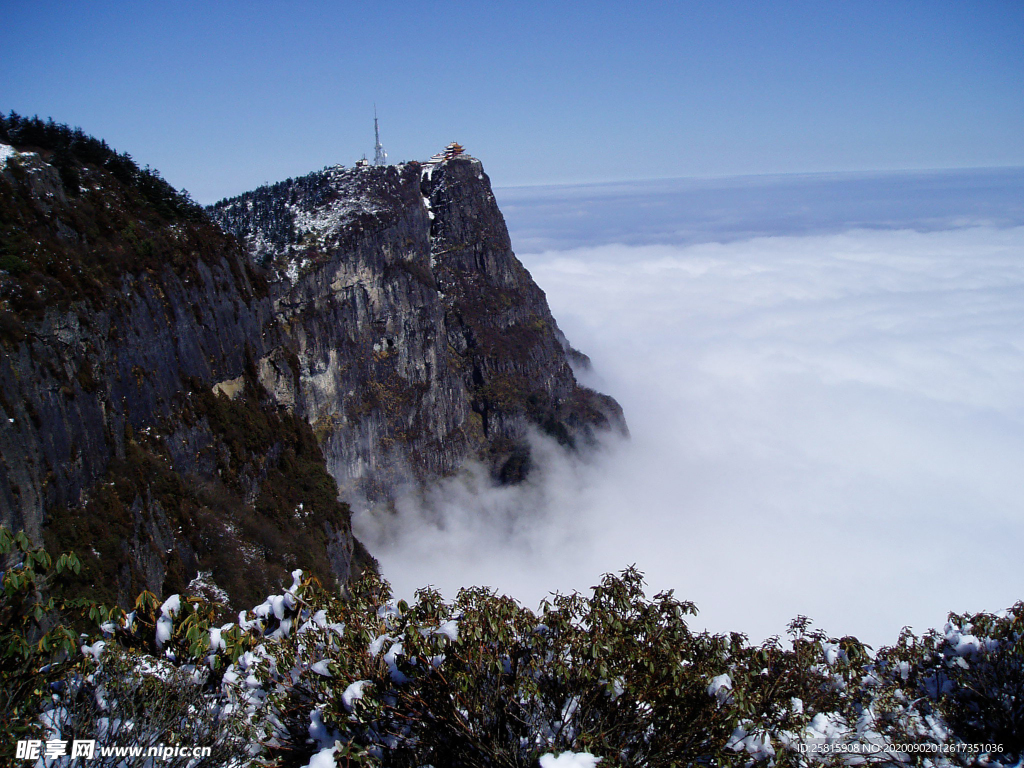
[
  {"xmin": 0, "ymin": 122, "xmax": 622, "ymax": 608},
  {"xmin": 211, "ymin": 155, "xmax": 624, "ymax": 505},
  {"xmin": 0, "ymin": 135, "xmax": 364, "ymax": 608}
]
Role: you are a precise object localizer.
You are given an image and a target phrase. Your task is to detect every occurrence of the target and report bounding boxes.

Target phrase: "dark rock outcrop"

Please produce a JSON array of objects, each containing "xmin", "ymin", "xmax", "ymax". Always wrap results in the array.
[
  {"xmin": 0, "ymin": 138, "xmax": 363, "ymax": 608},
  {"xmin": 0, "ymin": 124, "xmax": 622, "ymax": 608}
]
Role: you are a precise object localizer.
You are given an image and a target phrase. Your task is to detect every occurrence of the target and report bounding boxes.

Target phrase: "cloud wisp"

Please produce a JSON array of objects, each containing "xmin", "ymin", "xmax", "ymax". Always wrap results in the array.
[{"xmin": 357, "ymin": 223, "xmax": 1024, "ymax": 649}]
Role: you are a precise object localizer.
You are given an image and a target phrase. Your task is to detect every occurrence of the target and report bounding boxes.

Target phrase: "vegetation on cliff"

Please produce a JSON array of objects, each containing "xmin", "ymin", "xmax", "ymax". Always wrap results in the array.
[
  {"xmin": 0, "ymin": 113, "xmax": 203, "ymax": 219},
  {"xmin": 0, "ymin": 113, "xmax": 245, "ymax": 322},
  {"xmin": 1, "ymin": 117, "xmax": 365, "ymax": 610},
  {"xmin": 43, "ymin": 374, "xmax": 373, "ymax": 611}
]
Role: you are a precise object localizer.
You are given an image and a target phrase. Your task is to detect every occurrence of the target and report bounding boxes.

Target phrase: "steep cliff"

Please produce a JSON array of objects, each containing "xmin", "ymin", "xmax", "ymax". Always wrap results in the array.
[
  {"xmin": 0, "ymin": 121, "xmax": 365, "ymax": 608},
  {"xmin": 0, "ymin": 117, "xmax": 622, "ymax": 609},
  {"xmin": 211, "ymin": 154, "xmax": 624, "ymax": 504}
]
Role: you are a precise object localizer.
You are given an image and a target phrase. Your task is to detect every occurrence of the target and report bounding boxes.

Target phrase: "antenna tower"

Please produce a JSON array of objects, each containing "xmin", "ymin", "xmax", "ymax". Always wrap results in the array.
[{"xmin": 373, "ymin": 107, "xmax": 387, "ymax": 166}]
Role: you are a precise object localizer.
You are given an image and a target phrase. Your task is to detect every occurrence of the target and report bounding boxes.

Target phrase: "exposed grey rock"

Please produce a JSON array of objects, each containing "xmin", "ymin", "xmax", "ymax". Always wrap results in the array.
[
  {"xmin": 0, "ymin": 141, "xmax": 623, "ymax": 608},
  {"xmin": 212, "ymin": 156, "xmax": 625, "ymax": 506}
]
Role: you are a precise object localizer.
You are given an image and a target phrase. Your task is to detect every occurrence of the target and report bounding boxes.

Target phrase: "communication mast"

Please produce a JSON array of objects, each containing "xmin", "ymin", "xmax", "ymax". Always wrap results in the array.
[{"xmin": 373, "ymin": 107, "xmax": 387, "ymax": 166}]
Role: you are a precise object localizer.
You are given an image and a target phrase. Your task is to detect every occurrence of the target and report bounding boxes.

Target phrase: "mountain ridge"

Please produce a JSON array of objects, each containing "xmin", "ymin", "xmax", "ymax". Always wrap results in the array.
[
  {"xmin": 0, "ymin": 116, "xmax": 623, "ymax": 608},
  {"xmin": 209, "ymin": 153, "xmax": 625, "ymax": 508}
]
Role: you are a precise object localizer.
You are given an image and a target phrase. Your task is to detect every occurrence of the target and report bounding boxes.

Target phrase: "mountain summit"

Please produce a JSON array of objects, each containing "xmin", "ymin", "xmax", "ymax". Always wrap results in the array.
[
  {"xmin": 0, "ymin": 117, "xmax": 623, "ymax": 607},
  {"xmin": 210, "ymin": 153, "xmax": 625, "ymax": 507}
]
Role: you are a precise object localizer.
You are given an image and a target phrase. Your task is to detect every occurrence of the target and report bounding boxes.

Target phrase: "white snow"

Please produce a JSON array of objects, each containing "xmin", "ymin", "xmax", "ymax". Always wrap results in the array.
[
  {"xmin": 539, "ymin": 753, "xmax": 601, "ymax": 768},
  {"xmin": 38, "ymin": 705, "xmax": 66, "ymax": 740},
  {"xmin": 281, "ymin": 167, "xmax": 384, "ymax": 261},
  {"xmin": 384, "ymin": 641, "xmax": 409, "ymax": 683},
  {"xmin": 432, "ymin": 619, "xmax": 459, "ymax": 642},
  {"xmin": 270, "ymin": 594, "xmax": 288, "ymax": 620},
  {"xmin": 308, "ymin": 709, "xmax": 335, "ymax": 748},
  {"xmin": 160, "ymin": 594, "xmax": 181, "ymax": 617},
  {"xmin": 806, "ymin": 711, "xmax": 850, "ymax": 742},
  {"xmin": 299, "ymin": 609, "xmax": 331, "ymax": 633},
  {"xmin": 154, "ymin": 595, "xmax": 182, "ymax": 649},
  {"xmin": 81, "ymin": 641, "xmax": 106, "ymax": 661},
  {"xmin": 954, "ymin": 634, "xmax": 982, "ymax": 656},
  {"xmin": 41, "ymin": 541, "xmax": 1003, "ymax": 767},
  {"xmin": 368, "ymin": 633, "xmax": 393, "ymax": 657},
  {"xmin": 726, "ymin": 724, "xmax": 775, "ymax": 760},
  {"xmin": 303, "ymin": 711, "xmax": 341, "ymax": 767},
  {"xmin": 707, "ymin": 673, "xmax": 733, "ymax": 704},
  {"xmin": 0, "ymin": 143, "xmax": 17, "ymax": 166},
  {"xmin": 303, "ymin": 746, "xmax": 337, "ymax": 768},
  {"xmin": 342, "ymin": 680, "xmax": 371, "ymax": 711},
  {"xmin": 187, "ymin": 571, "xmax": 230, "ymax": 604},
  {"xmin": 310, "ymin": 660, "xmax": 332, "ymax": 676},
  {"xmin": 209, "ymin": 627, "xmax": 226, "ymax": 651}
]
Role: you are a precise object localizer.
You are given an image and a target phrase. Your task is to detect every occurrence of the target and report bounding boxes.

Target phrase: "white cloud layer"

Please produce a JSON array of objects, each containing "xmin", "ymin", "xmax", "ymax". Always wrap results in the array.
[
  {"xmin": 356, "ymin": 224, "xmax": 1024, "ymax": 649},
  {"xmin": 497, "ymin": 168, "xmax": 1024, "ymax": 253}
]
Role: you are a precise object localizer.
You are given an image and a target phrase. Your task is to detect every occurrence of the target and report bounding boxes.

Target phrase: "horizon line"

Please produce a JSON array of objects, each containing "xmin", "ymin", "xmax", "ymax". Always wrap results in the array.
[{"xmin": 494, "ymin": 164, "xmax": 1024, "ymax": 194}]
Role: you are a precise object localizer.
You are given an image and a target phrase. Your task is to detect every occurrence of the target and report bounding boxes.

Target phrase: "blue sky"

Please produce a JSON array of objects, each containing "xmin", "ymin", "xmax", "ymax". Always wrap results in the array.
[{"xmin": 3, "ymin": 1, "xmax": 1023, "ymax": 202}]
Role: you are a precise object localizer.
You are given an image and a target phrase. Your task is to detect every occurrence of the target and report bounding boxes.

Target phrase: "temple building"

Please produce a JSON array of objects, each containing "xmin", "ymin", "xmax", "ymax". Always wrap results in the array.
[{"xmin": 425, "ymin": 142, "xmax": 467, "ymax": 164}]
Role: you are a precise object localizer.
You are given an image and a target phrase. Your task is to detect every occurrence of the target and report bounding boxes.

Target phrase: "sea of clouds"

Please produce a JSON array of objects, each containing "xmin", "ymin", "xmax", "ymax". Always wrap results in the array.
[{"xmin": 355, "ymin": 169, "xmax": 1024, "ymax": 648}]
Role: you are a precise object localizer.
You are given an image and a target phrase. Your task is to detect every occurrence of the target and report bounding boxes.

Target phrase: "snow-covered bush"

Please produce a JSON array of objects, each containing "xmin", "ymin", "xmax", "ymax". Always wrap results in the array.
[
  {"xmin": 893, "ymin": 604, "xmax": 1024, "ymax": 762},
  {"xmin": 47, "ymin": 645, "xmax": 256, "ymax": 767},
  {"xmin": 4, "ymin": 524, "xmax": 1022, "ymax": 767},
  {"xmin": 304, "ymin": 568, "xmax": 746, "ymax": 765}
]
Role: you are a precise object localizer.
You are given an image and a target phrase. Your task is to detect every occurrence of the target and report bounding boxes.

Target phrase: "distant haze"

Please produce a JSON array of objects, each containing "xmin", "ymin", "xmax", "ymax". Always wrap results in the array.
[
  {"xmin": 497, "ymin": 167, "xmax": 1024, "ymax": 253},
  {"xmin": 356, "ymin": 170, "xmax": 1024, "ymax": 649}
]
